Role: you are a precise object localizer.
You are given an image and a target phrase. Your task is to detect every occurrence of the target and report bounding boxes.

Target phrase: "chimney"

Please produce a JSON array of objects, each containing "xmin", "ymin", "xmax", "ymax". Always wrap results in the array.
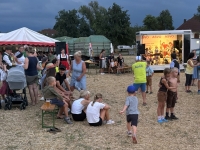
[{"xmin": 184, "ymin": 19, "xmax": 187, "ymax": 23}]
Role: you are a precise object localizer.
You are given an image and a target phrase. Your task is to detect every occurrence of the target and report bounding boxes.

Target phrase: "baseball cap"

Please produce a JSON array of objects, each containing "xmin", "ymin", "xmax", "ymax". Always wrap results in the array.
[
  {"xmin": 136, "ymin": 56, "xmax": 141, "ymax": 61},
  {"xmin": 127, "ymin": 85, "xmax": 136, "ymax": 93},
  {"xmin": 59, "ymin": 65, "xmax": 66, "ymax": 70}
]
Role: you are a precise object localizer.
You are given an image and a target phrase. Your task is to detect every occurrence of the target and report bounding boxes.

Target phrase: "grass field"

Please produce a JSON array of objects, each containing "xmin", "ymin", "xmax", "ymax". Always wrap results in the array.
[{"xmin": 0, "ymin": 56, "xmax": 200, "ymax": 150}]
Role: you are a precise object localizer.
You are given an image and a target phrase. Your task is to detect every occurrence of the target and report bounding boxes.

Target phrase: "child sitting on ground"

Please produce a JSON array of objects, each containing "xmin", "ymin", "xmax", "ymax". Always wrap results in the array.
[
  {"xmin": 120, "ymin": 85, "xmax": 139, "ymax": 144},
  {"xmin": 165, "ymin": 67, "xmax": 179, "ymax": 120},
  {"xmin": 157, "ymin": 68, "xmax": 176, "ymax": 124},
  {"xmin": 146, "ymin": 61, "xmax": 154, "ymax": 94},
  {"xmin": 42, "ymin": 76, "xmax": 73, "ymax": 124}
]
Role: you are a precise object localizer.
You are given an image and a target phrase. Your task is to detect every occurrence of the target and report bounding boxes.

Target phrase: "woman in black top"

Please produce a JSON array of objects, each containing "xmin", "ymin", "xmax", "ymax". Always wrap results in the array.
[
  {"xmin": 117, "ymin": 53, "xmax": 124, "ymax": 67},
  {"xmin": 24, "ymin": 47, "xmax": 43, "ymax": 105}
]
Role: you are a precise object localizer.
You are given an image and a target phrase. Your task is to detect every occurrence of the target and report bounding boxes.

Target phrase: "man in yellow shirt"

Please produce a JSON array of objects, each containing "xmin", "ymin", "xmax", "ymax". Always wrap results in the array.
[{"xmin": 132, "ymin": 56, "xmax": 147, "ymax": 106}]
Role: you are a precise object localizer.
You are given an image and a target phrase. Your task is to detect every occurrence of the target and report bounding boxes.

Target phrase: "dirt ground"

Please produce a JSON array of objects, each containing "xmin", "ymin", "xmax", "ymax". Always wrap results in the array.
[{"xmin": 0, "ymin": 56, "xmax": 200, "ymax": 150}]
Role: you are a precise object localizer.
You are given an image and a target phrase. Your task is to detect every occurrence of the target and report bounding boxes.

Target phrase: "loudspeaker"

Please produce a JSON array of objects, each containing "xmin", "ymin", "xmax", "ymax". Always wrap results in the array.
[
  {"xmin": 55, "ymin": 42, "xmax": 66, "ymax": 55},
  {"xmin": 138, "ymin": 44, "xmax": 145, "ymax": 55},
  {"xmin": 173, "ymin": 40, "xmax": 179, "ymax": 49},
  {"xmin": 184, "ymin": 40, "xmax": 190, "ymax": 63}
]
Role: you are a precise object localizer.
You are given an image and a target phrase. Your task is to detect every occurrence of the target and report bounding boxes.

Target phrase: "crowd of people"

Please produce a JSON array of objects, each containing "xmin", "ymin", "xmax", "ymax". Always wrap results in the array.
[{"xmin": 0, "ymin": 45, "xmax": 200, "ymax": 144}]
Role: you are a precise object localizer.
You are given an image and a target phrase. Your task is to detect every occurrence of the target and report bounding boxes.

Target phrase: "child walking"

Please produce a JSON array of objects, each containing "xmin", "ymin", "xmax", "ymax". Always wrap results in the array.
[
  {"xmin": 157, "ymin": 68, "xmax": 176, "ymax": 123},
  {"xmin": 120, "ymin": 85, "xmax": 139, "ymax": 144},
  {"xmin": 146, "ymin": 61, "xmax": 154, "ymax": 94},
  {"xmin": 165, "ymin": 67, "xmax": 179, "ymax": 120}
]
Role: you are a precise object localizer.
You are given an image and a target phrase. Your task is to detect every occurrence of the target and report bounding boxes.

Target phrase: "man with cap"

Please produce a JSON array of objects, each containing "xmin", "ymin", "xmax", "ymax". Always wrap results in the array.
[
  {"xmin": 132, "ymin": 55, "xmax": 147, "ymax": 106},
  {"xmin": 56, "ymin": 65, "xmax": 71, "ymax": 94},
  {"xmin": 2, "ymin": 46, "xmax": 15, "ymax": 69}
]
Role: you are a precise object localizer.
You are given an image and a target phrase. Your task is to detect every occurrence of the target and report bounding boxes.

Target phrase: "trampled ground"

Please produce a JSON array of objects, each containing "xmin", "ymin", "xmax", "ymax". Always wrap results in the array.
[{"xmin": 0, "ymin": 56, "xmax": 200, "ymax": 150}]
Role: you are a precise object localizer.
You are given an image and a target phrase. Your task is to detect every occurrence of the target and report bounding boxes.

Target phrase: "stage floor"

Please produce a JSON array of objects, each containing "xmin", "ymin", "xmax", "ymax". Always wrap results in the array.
[{"xmin": 150, "ymin": 64, "xmax": 185, "ymax": 71}]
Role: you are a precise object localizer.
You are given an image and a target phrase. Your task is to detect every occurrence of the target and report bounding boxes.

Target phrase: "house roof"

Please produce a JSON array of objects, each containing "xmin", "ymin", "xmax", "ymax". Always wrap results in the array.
[
  {"xmin": 177, "ymin": 16, "xmax": 200, "ymax": 32},
  {"xmin": 39, "ymin": 28, "xmax": 57, "ymax": 37}
]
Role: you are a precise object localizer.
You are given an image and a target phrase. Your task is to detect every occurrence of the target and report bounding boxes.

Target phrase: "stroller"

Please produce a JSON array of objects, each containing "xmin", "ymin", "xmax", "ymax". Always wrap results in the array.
[{"xmin": 4, "ymin": 66, "xmax": 28, "ymax": 110}]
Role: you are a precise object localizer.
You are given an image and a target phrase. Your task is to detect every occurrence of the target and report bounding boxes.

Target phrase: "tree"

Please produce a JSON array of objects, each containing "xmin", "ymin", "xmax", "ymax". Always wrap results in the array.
[
  {"xmin": 157, "ymin": 10, "xmax": 174, "ymax": 30},
  {"xmin": 194, "ymin": 5, "xmax": 200, "ymax": 19},
  {"xmin": 143, "ymin": 15, "xmax": 159, "ymax": 30}
]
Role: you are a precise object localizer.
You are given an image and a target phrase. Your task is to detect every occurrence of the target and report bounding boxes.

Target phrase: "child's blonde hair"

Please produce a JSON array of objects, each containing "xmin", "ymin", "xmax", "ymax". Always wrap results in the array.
[
  {"xmin": 91, "ymin": 93, "xmax": 102, "ymax": 106},
  {"xmin": 47, "ymin": 76, "xmax": 55, "ymax": 85},
  {"xmin": 80, "ymin": 90, "xmax": 90, "ymax": 98},
  {"xmin": 171, "ymin": 67, "xmax": 178, "ymax": 72}
]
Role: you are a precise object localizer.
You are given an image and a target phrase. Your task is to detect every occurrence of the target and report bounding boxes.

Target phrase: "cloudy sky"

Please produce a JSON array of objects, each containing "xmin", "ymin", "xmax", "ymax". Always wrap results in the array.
[{"xmin": 0, "ymin": 0, "xmax": 199, "ymax": 32}]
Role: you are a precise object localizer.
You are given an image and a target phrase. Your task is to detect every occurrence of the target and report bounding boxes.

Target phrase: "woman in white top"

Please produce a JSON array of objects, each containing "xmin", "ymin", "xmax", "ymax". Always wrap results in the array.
[
  {"xmin": 71, "ymin": 90, "xmax": 91, "ymax": 121},
  {"xmin": 86, "ymin": 93, "xmax": 114, "ymax": 126},
  {"xmin": 15, "ymin": 45, "xmax": 25, "ymax": 66},
  {"xmin": 57, "ymin": 48, "xmax": 70, "ymax": 70}
]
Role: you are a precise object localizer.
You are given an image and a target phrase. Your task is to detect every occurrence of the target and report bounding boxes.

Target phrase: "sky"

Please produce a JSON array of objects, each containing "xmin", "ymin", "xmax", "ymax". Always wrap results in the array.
[{"xmin": 0, "ymin": 0, "xmax": 199, "ymax": 33}]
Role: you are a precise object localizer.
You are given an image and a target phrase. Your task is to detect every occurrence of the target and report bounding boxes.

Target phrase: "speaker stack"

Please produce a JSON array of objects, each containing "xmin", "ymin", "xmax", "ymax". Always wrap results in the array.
[{"xmin": 55, "ymin": 42, "xmax": 66, "ymax": 55}]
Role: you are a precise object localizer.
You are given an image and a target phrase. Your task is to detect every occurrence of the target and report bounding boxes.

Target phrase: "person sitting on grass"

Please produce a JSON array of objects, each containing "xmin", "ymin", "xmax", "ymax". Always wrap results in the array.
[
  {"xmin": 42, "ymin": 76, "xmax": 73, "ymax": 124},
  {"xmin": 120, "ymin": 85, "xmax": 139, "ymax": 144},
  {"xmin": 86, "ymin": 93, "xmax": 115, "ymax": 126},
  {"xmin": 71, "ymin": 90, "xmax": 91, "ymax": 121}
]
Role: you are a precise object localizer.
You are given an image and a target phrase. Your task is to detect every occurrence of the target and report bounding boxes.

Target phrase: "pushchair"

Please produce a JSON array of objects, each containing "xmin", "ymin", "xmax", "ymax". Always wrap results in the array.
[{"xmin": 4, "ymin": 66, "xmax": 28, "ymax": 110}]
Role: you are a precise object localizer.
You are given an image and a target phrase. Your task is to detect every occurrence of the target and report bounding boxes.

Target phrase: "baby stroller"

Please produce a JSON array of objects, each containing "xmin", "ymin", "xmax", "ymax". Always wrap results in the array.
[{"xmin": 4, "ymin": 66, "xmax": 28, "ymax": 110}]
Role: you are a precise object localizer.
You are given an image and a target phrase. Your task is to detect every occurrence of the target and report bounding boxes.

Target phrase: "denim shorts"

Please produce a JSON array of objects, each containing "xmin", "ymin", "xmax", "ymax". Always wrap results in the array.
[
  {"xmin": 133, "ymin": 83, "xmax": 146, "ymax": 92},
  {"xmin": 50, "ymin": 98, "xmax": 64, "ymax": 107}
]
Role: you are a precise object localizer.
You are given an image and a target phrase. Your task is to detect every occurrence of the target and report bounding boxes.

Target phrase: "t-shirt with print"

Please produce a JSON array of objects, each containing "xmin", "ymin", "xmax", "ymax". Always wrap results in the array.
[
  {"xmin": 125, "ymin": 96, "xmax": 139, "ymax": 115},
  {"xmin": 56, "ymin": 73, "xmax": 66, "ymax": 85},
  {"xmin": 132, "ymin": 61, "xmax": 146, "ymax": 83},
  {"xmin": 86, "ymin": 101, "xmax": 105, "ymax": 123},
  {"xmin": 146, "ymin": 66, "xmax": 154, "ymax": 76}
]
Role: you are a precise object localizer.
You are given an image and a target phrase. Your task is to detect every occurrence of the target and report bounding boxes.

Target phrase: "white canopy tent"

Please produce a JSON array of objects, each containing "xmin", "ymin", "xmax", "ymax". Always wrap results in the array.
[{"xmin": 0, "ymin": 27, "xmax": 59, "ymax": 47}]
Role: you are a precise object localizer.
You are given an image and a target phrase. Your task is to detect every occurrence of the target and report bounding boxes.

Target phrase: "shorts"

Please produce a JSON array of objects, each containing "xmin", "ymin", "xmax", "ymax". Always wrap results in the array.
[
  {"xmin": 72, "ymin": 111, "xmax": 86, "ymax": 121},
  {"xmin": 126, "ymin": 114, "xmax": 138, "ymax": 126},
  {"xmin": 157, "ymin": 91, "xmax": 167, "ymax": 102},
  {"xmin": 50, "ymin": 98, "xmax": 64, "ymax": 107},
  {"xmin": 146, "ymin": 76, "xmax": 152, "ymax": 86},
  {"xmin": 26, "ymin": 75, "xmax": 38, "ymax": 85},
  {"xmin": 100, "ymin": 59, "xmax": 106, "ymax": 68},
  {"xmin": 167, "ymin": 91, "xmax": 177, "ymax": 108},
  {"xmin": 133, "ymin": 83, "xmax": 146, "ymax": 92},
  {"xmin": 89, "ymin": 117, "xmax": 102, "ymax": 126}
]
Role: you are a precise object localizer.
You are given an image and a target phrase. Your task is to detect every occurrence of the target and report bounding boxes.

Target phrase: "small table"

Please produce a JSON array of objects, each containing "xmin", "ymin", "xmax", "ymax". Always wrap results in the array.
[{"xmin": 85, "ymin": 61, "xmax": 98, "ymax": 74}]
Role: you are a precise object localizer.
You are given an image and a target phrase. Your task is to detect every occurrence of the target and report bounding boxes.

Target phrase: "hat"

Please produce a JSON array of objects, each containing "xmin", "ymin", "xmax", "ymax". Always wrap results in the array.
[
  {"xmin": 127, "ymin": 85, "xmax": 136, "ymax": 93},
  {"xmin": 59, "ymin": 65, "xmax": 66, "ymax": 70},
  {"xmin": 136, "ymin": 56, "xmax": 141, "ymax": 61},
  {"xmin": 42, "ymin": 57, "xmax": 48, "ymax": 63}
]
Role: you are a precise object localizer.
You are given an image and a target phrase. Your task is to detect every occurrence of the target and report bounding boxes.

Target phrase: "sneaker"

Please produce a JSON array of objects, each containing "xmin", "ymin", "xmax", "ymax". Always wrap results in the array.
[
  {"xmin": 165, "ymin": 116, "xmax": 171, "ymax": 120},
  {"xmin": 106, "ymin": 120, "xmax": 115, "ymax": 124},
  {"xmin": 162, "ymin": 118, "xmax": 168, "ymax": 122},
  {"xmin": 103, "ymin": 120, "xmax": 107, "ymax": 124},
  {"xmin": 101, "ymin": 73, "xmax": 105, "ymax": 75},
  {"xmin": 198, "ymin": 90, "xmax": 200, "ymax": 95},
  {"xmin": 171, "ymin": 115, "xmax": 178, "ymax": 120},
  {"xmin": 127, "ymin": 131, "xmax": 132, "ymax": 137},
  {"xmin": 142, "ymin": 102, "xmax": 147, "ymax": 106},
  {"xmin": 64, "ymin": 117, "xmax": 73, "ymax": 124},
  {"xmin": 132, "ymin": 136, "xmax": 137, "ymax": 144},
  {"xmin": 40, "ymin": 97, "xmax": 44, "ymax": 101},
  {"xmin": 146, "ymin": 91, "xmax": 148, "ymax": 93},
  {"xmin": 157, "ymin": 119, "xmax": 164, "ymax": 124},
  {"xmin": 149, "ymin": 92, "xmax": 153, "ymax": 94}
]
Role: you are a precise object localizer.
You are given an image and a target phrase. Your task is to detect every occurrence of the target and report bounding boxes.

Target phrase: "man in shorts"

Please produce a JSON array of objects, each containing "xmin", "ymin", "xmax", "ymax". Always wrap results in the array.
[{"xmin": 132, "ymin": 56, "xmax": 147, "ymax": 106}]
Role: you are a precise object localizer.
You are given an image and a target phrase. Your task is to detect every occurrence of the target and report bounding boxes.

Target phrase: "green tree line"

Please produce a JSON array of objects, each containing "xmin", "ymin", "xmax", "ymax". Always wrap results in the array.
[{"xmin": 53, "ymin": 1, "xmax": 200, "ymax": 47}]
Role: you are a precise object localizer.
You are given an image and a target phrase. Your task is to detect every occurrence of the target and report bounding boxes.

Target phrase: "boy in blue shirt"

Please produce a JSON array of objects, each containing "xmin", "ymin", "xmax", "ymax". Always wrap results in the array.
[
  {"xmin": 120, "ymin": 85, "xmax": 139, "ymax": 144},
  {"xmin": 146, "ymin": 61, "xmax": 154, "ymax": 94}
]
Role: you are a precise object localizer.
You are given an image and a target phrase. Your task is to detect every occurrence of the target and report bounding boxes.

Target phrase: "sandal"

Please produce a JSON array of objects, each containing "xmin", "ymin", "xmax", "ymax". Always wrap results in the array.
[
  {"xmin": 57, "ymin": 115, "xmax": 64, "ymax": 119},
  {"xmin": 142, "ymin": 102, "xmax": 147, "ymax": 106},
  {"xmin": 47, "ymin": 128, "xmax": 57, "ymax": 134},
  {"xmin": 53, "ymin": 127, "xmax": 61, "ymax": 132}
]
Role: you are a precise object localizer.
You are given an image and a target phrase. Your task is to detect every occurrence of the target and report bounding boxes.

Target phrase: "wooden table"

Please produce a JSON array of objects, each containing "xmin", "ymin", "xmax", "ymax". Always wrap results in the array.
[{"xmin": 85, "ymin": 61, "xmax": 98, "ymax": 74}]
